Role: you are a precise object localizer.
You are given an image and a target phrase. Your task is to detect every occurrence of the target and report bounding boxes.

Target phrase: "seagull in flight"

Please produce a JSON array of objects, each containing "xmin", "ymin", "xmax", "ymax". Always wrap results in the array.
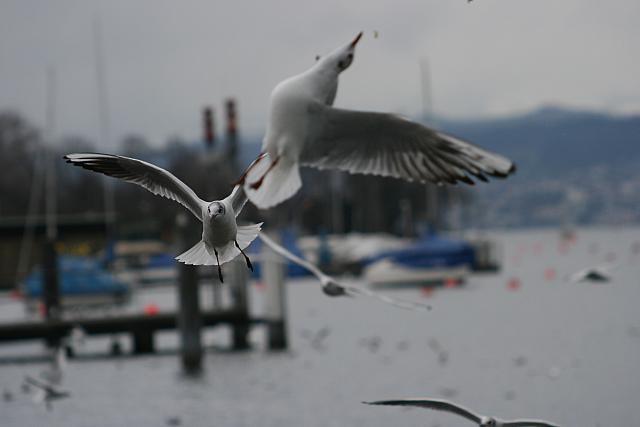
[
  {"xmin": 566, "ymin": 262, "xmax": 616, "ymax": 283},
  {"xmin": 364, "ymin": 398, "xmax": 561, "ymax": 427},
  {"xmin": 65, "ymin": 153, "xmax": 262, "ymax": 282},
  {"xmin": 241, "ymin": 32, "xmax": 516, "ymax": 209},
  {"xmin": 258, "ymin": 233, "xmax": 431, "ymax": 311},
  {"xmin": 23, "ymin": 376, "xmax": 70, "ymax": 411}
]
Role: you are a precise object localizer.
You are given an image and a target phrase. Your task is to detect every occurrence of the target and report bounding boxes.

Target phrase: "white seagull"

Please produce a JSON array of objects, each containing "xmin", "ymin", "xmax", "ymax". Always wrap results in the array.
[
  {"xmin": 258, "ymin": 233, "xmax": 431, "ymax": 311},
  {"xmin": 566, "ymin": 262, "xmax": 616, "ymax": 283},
  {"xmin": 364, "ymin": 398, "xmax": 561, "ymax": 427},
  {"xmin": 241, "ymin": 32, "xmax": 516, "ymax": 209},
  {"xmin": 23, "ymin": 376, "xmax": 70, "ymax": 411},
  {"xmin": 64, "ymin": 153, "xmax": 262, "ymax": 282}
]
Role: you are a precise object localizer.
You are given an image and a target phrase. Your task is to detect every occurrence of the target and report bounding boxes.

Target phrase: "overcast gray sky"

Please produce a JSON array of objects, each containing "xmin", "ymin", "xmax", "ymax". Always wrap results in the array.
[{"xmin": 0, "ymin": 0, "xmax": 638, "ymax": 146}]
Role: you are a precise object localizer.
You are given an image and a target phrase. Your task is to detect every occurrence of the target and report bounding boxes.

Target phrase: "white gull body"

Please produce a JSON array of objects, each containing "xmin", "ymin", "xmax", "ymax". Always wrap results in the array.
[
  {"xmin": 364, "ymin": 398, "xmax": 561, "ymax": 427},
  {"xmin": 65, "ymin": 153, "xmax": 261, "ymax": 282},
  {"xmin": 243, "ymin": 32, "xmax": 516, "ymax": 209}
]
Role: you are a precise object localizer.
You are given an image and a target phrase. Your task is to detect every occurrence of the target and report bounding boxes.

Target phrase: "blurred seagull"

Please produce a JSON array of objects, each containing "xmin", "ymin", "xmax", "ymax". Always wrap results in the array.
[
  {"xmin": 241, "ymin": 32, "xmax": 515, "ymax": 209},
  {"xmin": 364, "ymin": 398, "xmax": 561, "ymax": 427},
  {"xmin": 65, "ymin": 153, "xmax": 262, "ymax": 282},
  {"xmin": 258, "ymin": 233, "xmax": 431, "ymax": 311},
  {"xmin": 566, "ymin": 263, "xmax": 616, "ymax": 283},
  {"xmin": 23, "ymin": 376, "xmax": 70, "ymax": 411}
]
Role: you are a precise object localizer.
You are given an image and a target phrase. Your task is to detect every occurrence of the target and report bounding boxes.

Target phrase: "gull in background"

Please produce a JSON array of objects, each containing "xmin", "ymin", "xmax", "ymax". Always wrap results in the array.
[
  {"xmin": 65, "ymin": 153, "xmax": 262, "ymax": 282},
  {"xmin": 364, "ymin": 398, "xmax": 561, "ymax": 427},
  {"xmin": 566, "ymin": 262, "xmax": 617, "ymax": 283},
  {"xmin": 241, "ymin": 32, "xmax": 516, "ymax": 209},
  {"xmin": 259, "ymin": 233, "xmax": 431, "ymax": 311},
  {"xmin": 23, "ymin": 376, "xmax": 70, "ymax": 411}
]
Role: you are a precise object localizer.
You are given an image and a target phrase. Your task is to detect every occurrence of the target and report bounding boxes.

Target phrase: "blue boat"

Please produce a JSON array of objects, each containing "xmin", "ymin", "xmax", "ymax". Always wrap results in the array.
[
  {"xmin": 23, "ymin": 255, "xmax": 130, "ymax": 307},
  {"xmin": 362, "ymin": 235, "xmax": 476, "ymax": 287}
]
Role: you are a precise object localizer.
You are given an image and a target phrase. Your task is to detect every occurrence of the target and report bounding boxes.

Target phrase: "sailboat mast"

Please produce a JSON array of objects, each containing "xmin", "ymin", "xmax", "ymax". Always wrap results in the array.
[
  {"xmin": 93, "ymin": 16, "xmax": 116, "ymax": 229},
  {"xmin": 45, "ymin": 67, "xmax": 57, "ymax": 241}
]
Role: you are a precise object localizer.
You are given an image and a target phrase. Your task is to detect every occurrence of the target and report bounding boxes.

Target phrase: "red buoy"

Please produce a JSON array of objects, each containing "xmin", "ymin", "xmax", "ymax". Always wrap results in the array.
[
  {"xmin": 444, "ymin": 277, "xmax": 458, "ymax": 288},
  {"xmin": 420, "ymin": 286, "xmax": 435, "ymax": 297},
  {"xmin": 143, "ymin": 303, "xmax": 159, "ymax": 316},
  {"xmin": 507, "ymin": 277, "xmax": 521, "ymax": 291},
  {"xmin": 544, "ymin": 268, "xmax": 556, "ymax": 281}
]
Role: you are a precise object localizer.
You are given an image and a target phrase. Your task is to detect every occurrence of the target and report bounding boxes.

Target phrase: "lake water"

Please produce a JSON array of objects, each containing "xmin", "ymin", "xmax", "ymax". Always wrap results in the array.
[{"xmin": 1, "ymin": 227, "xmax": 639, "ymax": 426}]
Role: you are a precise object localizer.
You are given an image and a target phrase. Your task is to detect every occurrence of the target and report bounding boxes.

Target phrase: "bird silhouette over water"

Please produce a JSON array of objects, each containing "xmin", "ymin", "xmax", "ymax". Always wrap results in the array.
[
  {"xmin": 23, "ymin": 376, "xmax": 70, "ymax": 411},
  {"xmin": 364, "ymin": 398, "xmax": 561, "ymax": 427}
]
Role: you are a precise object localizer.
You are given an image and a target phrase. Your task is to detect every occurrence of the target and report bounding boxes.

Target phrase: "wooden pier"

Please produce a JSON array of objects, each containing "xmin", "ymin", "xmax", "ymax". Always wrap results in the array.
[{"xmin": 0, "ymin": 310, "xmax": 266, "ymax": 354}]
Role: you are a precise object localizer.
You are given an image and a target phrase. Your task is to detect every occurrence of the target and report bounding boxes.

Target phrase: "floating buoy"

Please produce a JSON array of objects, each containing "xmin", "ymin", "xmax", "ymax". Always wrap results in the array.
[
  {"xmin": 420, "ymin": 286, "xmax": 435, "ymax": 297},
  {"xmin": 444, "ymin": 277, "xmax": 457, "ymax": 288},
  {"xmin": 507, "ymin": 277, "xmax": 521, "ymax": 291},
  {"xmin": 143, "ymin": 303, "xmax": 159, "ymax": 315},
  {"xmin": 544, "ymin": 268, "xmax": 556, "ymax": 281}
]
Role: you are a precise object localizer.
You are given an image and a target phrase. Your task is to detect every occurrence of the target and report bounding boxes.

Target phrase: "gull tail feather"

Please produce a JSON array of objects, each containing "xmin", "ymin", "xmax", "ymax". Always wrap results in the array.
[
  {"xmin": 237, "ymin": 222, "xmax": 263, "ymax": 249},
  {"xmin": 176, "ymin": 240, "xmax": 216, "ymax": 266},
  {"xmin": 245, "ymin": 158, "xmax": 301, "ymax": 209}
]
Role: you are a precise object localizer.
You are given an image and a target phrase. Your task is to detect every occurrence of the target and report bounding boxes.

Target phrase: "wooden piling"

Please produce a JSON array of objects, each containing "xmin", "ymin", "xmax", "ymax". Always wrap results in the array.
[
  {"xmin": 176, "ymin": 213, "xmax": 202, "ymax": 372},
  {"xmin": 262, "ymin": 232, "xmax": 287, "ymax": 350},
  {"xmin": 132, "ymin": 328, "xmax": 154, "ymax": 354},
  {"xmin": 228, "ymin": 258, "xmax": 250, "ymax": 350},
  {"xmin": 41, "ymin": 239, "xmax": 60, "ymax": 348}
]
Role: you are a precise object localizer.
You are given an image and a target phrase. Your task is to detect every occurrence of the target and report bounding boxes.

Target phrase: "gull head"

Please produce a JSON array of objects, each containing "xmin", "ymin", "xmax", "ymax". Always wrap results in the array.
[
  {"xmin": 322, "ymin": 280, "xmax": 347, "ymax": 297},
  {"xmin": 207, "ymin": 202, "xmax": 226, "ymax": 219},
  {"xmin": 319, "ymin": 31, "xmax": 362, "ymax": 73},
  {"xmin": 479, "ymin": 416, "xmax": 498, "ymax": 427}
]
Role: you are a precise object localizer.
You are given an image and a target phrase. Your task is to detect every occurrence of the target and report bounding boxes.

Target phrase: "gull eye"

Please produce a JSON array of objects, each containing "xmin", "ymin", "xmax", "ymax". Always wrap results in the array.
[
  {"xmin": 347, "ymin": 53, "xmax": 353, "ymax": 60},
  {"xmin": 338, "ymin": 61, "xmax": 345, "ymax": 68}
]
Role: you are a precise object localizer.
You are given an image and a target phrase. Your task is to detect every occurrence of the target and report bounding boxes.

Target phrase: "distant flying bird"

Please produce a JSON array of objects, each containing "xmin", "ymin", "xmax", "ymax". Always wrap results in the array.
[
  {"xmin": 258, "ymin": 233, "xmax": 431, "ymax": 311},
  {"xmin": 241, "ymin": 32, "xmax": 515, "ymax": 209},
  {"xmin": 566, "ymin": 263, "xmax": 616, "ymax": 283},
  {"xmin": 64, "ymin": 153, "xmax": 261, "ymax": 282},
  {"xmin": 364, "ymin": 398, "xmax": 561, "ymax": 427},
  {"xmin": 23, "ymin": 376, "xmax": 70, "ymax": 411}
]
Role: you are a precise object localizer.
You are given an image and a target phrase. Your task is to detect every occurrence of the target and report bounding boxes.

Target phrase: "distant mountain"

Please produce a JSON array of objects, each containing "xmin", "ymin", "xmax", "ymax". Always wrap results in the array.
[
  {"xmin": 233, "ymin": 106, "xmax": 640, "ymax": 227},
  {"xmin": 436, "ymin": 106, "xmax": 640, "ymax": 180}
]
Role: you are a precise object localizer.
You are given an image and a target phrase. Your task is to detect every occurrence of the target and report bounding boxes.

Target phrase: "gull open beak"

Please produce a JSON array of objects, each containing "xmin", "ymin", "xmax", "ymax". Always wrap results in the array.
[{"xmin": 350, "ymin": 31, "xmax": 363, "ymax": 48}]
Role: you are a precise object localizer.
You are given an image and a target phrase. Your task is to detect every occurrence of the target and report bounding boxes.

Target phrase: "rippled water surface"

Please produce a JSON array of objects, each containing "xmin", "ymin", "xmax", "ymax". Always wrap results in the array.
[{"xmin": 1, "ymin": 228, "xmax": 639, "ymax": 426}]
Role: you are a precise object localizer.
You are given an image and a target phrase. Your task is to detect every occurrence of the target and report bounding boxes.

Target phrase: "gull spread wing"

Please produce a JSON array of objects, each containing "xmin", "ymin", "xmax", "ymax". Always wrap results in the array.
[
  {"xmin": 364, "ymin": 398, "xmax": 482, "ymax": 424},
  {"xmin": 258, "ymin": 233, "xmax": 431, "ymax": 311},
  {"xmin": 224, "ymin": 184, "xmax": 249, "ymax": 217},
  {"xmin": 24, "ymin": 376, "xmax": 55, "ymax": 395},
  {"xmin": 65, "ymin": 153, "xmax": 206, "ymax": 220},
  {"xmin": 302, "ymin": 104, "xmax": 515, "ymax": 185},
  {"xmin": 503, "ymin": 420, "xmax": 562, "ymax": 427}
]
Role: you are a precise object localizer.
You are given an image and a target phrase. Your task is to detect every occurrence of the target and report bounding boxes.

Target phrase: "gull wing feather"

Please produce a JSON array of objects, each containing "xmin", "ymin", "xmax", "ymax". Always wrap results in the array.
[
  {"xmin": 364, "ymin": 398, "xmax": 482, "ymax": 424},
  {"xmin": 302, "ymin": 104, "xmax": 515, "ymax": 185},
  {"xmin": 224, "ymin": 184, "xmax": 249, "ymax": 217},
  {"xmin": 503, "ymin": 420, "xmax": 562, "ymax": 427},
  {"xmin": 258, "ymin": 233, "xmax": 431, "ymax": 311},
  {"xmin": 65, "ymin": 153, "xmax": 206, "ymax": 220}
]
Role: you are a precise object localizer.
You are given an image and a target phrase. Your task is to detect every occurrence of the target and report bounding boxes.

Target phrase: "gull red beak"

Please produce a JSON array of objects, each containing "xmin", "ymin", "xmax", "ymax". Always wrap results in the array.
[{"xmin": 350, "ymin": 31, "xmax": 363, "ymax": 48}]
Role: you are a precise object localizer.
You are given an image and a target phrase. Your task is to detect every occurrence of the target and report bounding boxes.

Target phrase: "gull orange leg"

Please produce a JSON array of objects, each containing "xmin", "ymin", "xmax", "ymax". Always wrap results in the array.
[
  {"xmin": 234, "ymin": 152, "xmax": 267, "ymax": 186},
  {"xmin": 250, "ymin": 155, "xmax": 280, "ymax": 190}
]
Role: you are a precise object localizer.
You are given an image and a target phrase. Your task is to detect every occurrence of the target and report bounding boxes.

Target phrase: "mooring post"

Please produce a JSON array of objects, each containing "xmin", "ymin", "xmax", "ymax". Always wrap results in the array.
[
  {"xmin": 228, "ymin": 258, "xmax": 250, "ymax": 350},
  {"xmin": 262, "ymin": 232, "xmax": 288, "ymax": 350},
  {"xmin": 176, "ymin": 213, "xmax": 202, "ymax": 373},
  {"xmin": 42, "ymin": 238, "xmax": 60, "ymax": 347},
  {"xmin": 132, "ymin": 329, "xmax": 154, "ymax": 354}
]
